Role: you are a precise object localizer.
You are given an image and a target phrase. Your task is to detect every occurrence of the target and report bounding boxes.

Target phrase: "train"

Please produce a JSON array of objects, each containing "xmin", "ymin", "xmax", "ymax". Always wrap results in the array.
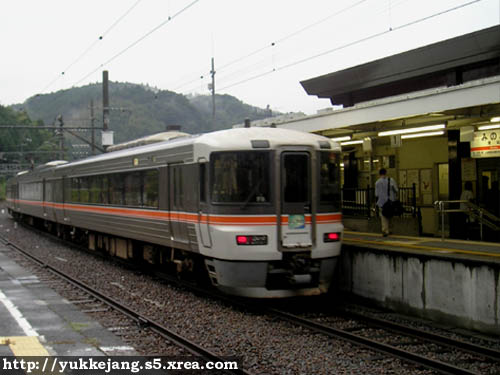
[{"xmin": 6, "ymin": 127, "xmax": 343, "ymax": 298}]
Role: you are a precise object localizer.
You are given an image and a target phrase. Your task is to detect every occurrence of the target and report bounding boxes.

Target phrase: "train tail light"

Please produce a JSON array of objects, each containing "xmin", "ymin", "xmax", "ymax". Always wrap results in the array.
[
  {"xmin": 236, "ymin": 235, "xmax": 268, "ymax": 246},
  {"xmin": 323, "ymin": 232, "xmax": 341, "ymax": 242}
]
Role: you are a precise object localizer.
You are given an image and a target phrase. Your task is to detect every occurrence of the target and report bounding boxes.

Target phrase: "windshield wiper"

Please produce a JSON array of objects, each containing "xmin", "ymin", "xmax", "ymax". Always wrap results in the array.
[{"xmin": 240, "ymin": 179, "xmax": 263, "ymax": 210}]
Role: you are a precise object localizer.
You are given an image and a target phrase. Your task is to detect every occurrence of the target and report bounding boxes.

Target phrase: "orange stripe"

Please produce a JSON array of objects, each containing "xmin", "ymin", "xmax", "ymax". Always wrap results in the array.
[
  {"xmin": 13, "ymin": 200, "xmax": 341, "ymax": 226},
  {"xmin": 471, "ymin": 146, "xmax": 500, "ymax": 151},
  {"xmin": 317, "ymin": 213, "xmax": 343, "ymax": 223}
]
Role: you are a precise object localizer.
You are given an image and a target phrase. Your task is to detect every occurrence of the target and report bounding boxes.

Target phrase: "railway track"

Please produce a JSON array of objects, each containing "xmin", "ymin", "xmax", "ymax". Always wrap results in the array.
[
  {"xmin": 2, "ymin": 218, "xmax": 499, "ymax": 374},
  {"xmin": 265, "ymin": 307, "xmax": 500, "ymax": 375},
  {"xmin": 127, "ymin": 260, "xmax": 500, "ymax": 374},
  {"xmin": 0, "ymin": 234, "xmax": 251, "ymax": 375}
]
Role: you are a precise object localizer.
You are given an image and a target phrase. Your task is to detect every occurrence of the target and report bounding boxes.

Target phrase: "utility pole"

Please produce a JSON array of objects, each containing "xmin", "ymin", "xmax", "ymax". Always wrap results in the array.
[
  {"xmin": 210, "ymin": 57, "xmax": 216, "ymax": 129},
  {"xmin": 90, "ymin": 100, "xmax": 96, "ymax": 155},
  {"xmin": 102, "ymin": 70, "xmax": 109, "ymax": 132},
  {"xmin": 101, "ymin": 70, "xmax": 114, "ymax": 151}
]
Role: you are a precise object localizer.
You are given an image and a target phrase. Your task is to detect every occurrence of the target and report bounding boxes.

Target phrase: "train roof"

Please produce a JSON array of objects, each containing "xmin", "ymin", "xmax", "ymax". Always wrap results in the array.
[{"xmin": 13, "ymin": 128, "xmax": 340, "ymax": 180}]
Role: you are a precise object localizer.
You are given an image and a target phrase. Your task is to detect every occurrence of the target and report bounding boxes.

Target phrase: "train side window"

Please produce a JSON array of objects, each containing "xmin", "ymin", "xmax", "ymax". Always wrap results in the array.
[
  {"xmin": 89, "ymin": 176, "xmax": 101, "ymax": 204},
  {"xmin": 45, "ymin": 181, "xmax": 52, "ymax": 202},
  {"xmin": 110, "ymin": 174, "xmax": 124, "ymax": 205},
  {"xmin": 80, "ymin": 177, "xmax": 90, "ymax": 203},
  {"xmin": 125, "ymin": 172, "xmax": 142, "ymax": 207},
  {"xmin": 64, "ymin": 178, "xmax": 71, "ymax": 203},
  {"xmin": 143, "ymin": 169, "xmax": 159, "ymax": 208},
  {"xmin": 71, "ymin": 178, "xmax": 80, "ymax": 203},
  {"xmin": 101, "ymin": 176, "xmax": 109, "ymax": 204},
  {"xmin": 54, "ymin": 179, "xmax": 63, "ymax": 203}
]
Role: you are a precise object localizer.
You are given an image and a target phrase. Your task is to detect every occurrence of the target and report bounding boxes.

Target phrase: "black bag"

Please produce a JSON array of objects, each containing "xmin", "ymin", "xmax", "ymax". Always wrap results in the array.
[
  {"xmin": 382, "ymin": 200, "xmax": 394, "ymax": 218},
  {"xmin": 382, "ymin": 178, "xmax": 403, "ymax": 218}
]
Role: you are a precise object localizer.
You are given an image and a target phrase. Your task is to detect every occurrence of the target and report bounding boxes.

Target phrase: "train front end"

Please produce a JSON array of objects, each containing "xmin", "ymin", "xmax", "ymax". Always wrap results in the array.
[{"xmin": 196, "ymin": 128, "xmax": 343, "ymax": 298}]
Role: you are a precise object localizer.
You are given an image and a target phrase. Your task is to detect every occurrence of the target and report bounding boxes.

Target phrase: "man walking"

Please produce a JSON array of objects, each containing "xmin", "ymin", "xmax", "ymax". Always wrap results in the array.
[{"xmin": 375, "ymin": 168, "xmax": 398, "ymax": 237}]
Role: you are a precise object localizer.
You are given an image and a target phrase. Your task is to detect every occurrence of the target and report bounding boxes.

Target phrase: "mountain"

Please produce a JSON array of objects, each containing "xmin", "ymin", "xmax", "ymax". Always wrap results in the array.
[{"xmin": 17, "ymin": 82, "xmax": 278, "ymax": 145}]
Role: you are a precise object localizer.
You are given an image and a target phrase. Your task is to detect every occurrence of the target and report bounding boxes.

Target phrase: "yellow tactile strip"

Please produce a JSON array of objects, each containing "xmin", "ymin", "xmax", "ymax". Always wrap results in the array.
[
  {"xmin": 344, "ymin": 231, "xmax": 500, "ymax": 259},
  {"xmin": 0, "ymin": 336, "xmax": 50, "ymax": 356}
]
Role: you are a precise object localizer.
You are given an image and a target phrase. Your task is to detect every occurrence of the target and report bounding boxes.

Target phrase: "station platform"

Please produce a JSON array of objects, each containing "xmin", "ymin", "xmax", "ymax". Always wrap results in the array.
[
  {"xmin": 343, "ymin": 230, "xmax": 500, "ymax": 264},
  {"xmin": 339, "ymin": 229, "xmax": 500, "ymax": 336},
  {"xmin": 0, "ymin": 244, "xmax": 137, "ymax": 357}
]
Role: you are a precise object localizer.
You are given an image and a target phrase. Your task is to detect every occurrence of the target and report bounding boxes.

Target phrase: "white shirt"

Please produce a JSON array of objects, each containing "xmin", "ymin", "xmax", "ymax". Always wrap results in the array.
[{"xmin": 375, "ymin": 176, "xmax": 398, "ymax": 208}]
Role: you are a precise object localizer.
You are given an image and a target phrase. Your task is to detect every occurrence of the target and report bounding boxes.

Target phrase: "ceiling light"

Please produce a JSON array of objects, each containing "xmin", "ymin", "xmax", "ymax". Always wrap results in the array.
[
  {"xmin": 490, "ymin": 117, "xmax": 500, "ymax": 123},
  {"xmin": 478, "ymin": 124, "xmax": 500, "ymax": 130},
  {"xmin": 340, "ymin": 140, "xmax": 363, "ymax": 146},
  {"xmin": 378, "ymin": 124, "xmax": 445, "ymax": 137},
  {"xmin": 401, "ymin": 131, "xmax": 444, "ymax": 139},
  {"xmin": 330, "ymin": 136, "xmax": 351, "ymax": 142}
]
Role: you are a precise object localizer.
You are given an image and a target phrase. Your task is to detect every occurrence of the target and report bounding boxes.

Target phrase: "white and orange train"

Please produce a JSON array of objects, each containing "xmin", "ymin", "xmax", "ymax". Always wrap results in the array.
[{"xmin": 6, "ymin": 127, "xmax": 343, "ymax": 298}]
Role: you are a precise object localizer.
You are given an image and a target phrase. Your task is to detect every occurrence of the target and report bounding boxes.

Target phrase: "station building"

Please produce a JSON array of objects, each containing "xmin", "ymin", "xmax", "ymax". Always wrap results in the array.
[{"xmin": 250, "ymin": 25, "xmax": 500, "ymax": 240}]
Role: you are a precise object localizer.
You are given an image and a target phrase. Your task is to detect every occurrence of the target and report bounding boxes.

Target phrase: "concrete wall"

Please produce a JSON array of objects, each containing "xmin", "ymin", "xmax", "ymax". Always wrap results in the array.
[{"xmin": 337, "ymin": 245, "xmax": 500, "ymax": 335}]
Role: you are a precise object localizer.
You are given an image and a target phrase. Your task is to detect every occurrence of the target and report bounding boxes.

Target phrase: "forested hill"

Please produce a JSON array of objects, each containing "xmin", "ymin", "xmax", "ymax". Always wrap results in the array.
[{"xmin": 17, "ymin": 82, "xmax": 276, "ymax": 144}]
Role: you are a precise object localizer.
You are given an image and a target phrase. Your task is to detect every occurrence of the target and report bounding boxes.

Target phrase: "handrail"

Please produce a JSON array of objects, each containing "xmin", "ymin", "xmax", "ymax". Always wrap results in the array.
[{"xmin": 434, "ymin": 200, "xmax": 500, "ymax": 241}]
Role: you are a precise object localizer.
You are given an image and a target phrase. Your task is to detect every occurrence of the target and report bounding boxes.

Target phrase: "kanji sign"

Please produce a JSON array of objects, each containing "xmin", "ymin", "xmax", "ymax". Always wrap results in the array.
[{"xmin": 470, "ymin": 130, "xmax": 500, "ymax": 158}]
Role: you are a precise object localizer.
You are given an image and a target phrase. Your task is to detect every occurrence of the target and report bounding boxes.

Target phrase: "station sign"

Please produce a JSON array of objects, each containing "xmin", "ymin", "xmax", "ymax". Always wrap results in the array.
[{"xmin": 470, "ymin": 130, "xmax": 500, "ymax": 158}]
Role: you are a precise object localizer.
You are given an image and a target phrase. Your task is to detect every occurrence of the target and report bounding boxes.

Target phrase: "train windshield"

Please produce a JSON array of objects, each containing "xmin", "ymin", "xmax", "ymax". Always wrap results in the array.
[
  {"xmin": 319, "ymin": 151, "xmax": 341, "ymax": 212},
  {"xmin": 211, "ymin": 151, "xmax": 270, "ymax": 204}
]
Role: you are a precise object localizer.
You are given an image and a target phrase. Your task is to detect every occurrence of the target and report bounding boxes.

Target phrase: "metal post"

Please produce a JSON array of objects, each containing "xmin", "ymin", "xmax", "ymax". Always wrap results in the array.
[
  {"xmin": 412, "ymin": 183, "xmax": 417, "ymax": 216},
  {"xmin": 57, "ymin": 115, "xmax": 64, "ymax": 160},
  {"xmin": 366, "ymin": 187, "xmax": 371, "ymax": 218},
  {"xmin": 480, "ymin": 210, "xmax": 483, "ymax": 241},
  {"xmin": 210, "ymin": 57, "xmax": 215, "ymax": 129},
  {"xmin": 441, "ymin": 202, "xmax": 445, "ymax": 241}
]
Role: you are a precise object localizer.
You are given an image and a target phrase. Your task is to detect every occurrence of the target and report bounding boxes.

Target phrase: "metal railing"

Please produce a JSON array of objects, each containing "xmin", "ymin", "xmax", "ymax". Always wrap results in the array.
[
  {"xmin": 434, "ymin": 200, "xmax": 500, "ymax": 241},
  {"xmin": 342, "ymin": 184, "xmax": 417, "ymax": 218}
]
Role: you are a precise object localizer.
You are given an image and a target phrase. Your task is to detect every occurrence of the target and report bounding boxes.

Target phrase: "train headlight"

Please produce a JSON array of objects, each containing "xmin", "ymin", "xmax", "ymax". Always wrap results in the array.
[
  {"xmin": 236, "ymin": 235, "xmax": 268, "ymax": 246},
  {"xmin": 323, "ymin": 232, "xmax": 341, "ymax": 242}
]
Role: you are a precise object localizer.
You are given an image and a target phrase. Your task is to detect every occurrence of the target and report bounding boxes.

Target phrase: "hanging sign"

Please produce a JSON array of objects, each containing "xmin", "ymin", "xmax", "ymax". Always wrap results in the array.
[{"xmin": 470, "ymin": 130, "xmax": 500, "ymax": 158}]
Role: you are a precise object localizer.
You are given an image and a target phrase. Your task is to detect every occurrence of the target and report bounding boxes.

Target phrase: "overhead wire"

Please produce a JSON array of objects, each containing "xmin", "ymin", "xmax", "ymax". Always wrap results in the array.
[
  {"xmin": 39, "ymin": 0, "xmax": 143, "ymax": 95},
  {"xmin": 73, "ymin": 0, "xmax": 202, "ymax": 87},
  {"xmin": 173, "ymin": 0, "xmax": 372, "ymax": 93},
  {"xmin": 217, "ymin": 0, "xmax": 485, "ymax": 91}
]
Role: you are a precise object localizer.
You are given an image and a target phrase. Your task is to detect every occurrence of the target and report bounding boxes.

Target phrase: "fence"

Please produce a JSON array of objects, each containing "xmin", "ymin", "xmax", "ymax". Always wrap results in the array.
[{"xmin": 341, "ymin": 184, "xmax": 417, "ymax": 218}]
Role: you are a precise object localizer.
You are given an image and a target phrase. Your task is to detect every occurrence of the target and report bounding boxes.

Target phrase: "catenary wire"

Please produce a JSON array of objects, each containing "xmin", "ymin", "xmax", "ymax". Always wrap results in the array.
[
  {"xmin": 171, "ymin": 0, "xmax": 372, "ymax": 92},
  {"xmin": 73, "ymin": 0, "xmax": 202, "ymax": 87},
  {"xmin": 217, "ymin": 0, "xmax": 485, "ymax": 91},
  {"xmin": 178, "ymin": 0, "xmax": 413, "ymax": 94},
  {"xmin": 39, "ymin": 0, "xmax": 143, "ymax": 95}
]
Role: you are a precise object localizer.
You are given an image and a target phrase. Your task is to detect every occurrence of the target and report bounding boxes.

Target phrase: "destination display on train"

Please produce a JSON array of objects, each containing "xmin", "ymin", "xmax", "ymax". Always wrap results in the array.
[{"xmin": 470, "ymin": 129, "xmax": 500, "ymax": 158}]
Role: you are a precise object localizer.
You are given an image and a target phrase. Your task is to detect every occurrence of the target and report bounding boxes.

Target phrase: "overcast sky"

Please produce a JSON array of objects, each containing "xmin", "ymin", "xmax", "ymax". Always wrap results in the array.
[{"xmin": 1, "ymin": 0, "xmax": 499, "ymax": 115}]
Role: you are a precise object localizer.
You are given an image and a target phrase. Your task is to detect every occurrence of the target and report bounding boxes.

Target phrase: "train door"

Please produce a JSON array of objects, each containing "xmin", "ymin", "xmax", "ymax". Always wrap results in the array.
[
  {"xmin": 280, "ymin": 151, "xmax": 313, "ymax": 249},
  {"xmin": 14, "ymin": 182, "xmax": 20, "ymax": 211},
  {"xmin": 169, "ymin": 165, "xmax": 189, "ymax": 244},
  {"xmin": 197, "ymin": 161, "xmax": 212, "ymax": 247}
]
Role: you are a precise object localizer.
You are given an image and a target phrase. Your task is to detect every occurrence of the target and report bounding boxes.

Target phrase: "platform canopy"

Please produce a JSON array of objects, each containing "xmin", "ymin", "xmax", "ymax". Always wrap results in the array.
[{"xmin": 300, "ymin": 25, "xmax": 500, "ymax": 108}]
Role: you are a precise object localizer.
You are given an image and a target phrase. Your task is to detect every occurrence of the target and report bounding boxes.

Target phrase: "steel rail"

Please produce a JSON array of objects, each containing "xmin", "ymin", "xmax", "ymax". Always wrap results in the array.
[
  {"xmin": 0, "ymin": 234, "xmax": 252, "ymax": 375},
  {"xmin": 333, "ymin": 308, "xmax": 500, "ymax": 362},
  {"xmin": 266, "ymin": 308, "xmax": 477, "ymax": 375},
  {"xmin": 148, "ymin": 272, "xmax": 486, "ymax": 375}
]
